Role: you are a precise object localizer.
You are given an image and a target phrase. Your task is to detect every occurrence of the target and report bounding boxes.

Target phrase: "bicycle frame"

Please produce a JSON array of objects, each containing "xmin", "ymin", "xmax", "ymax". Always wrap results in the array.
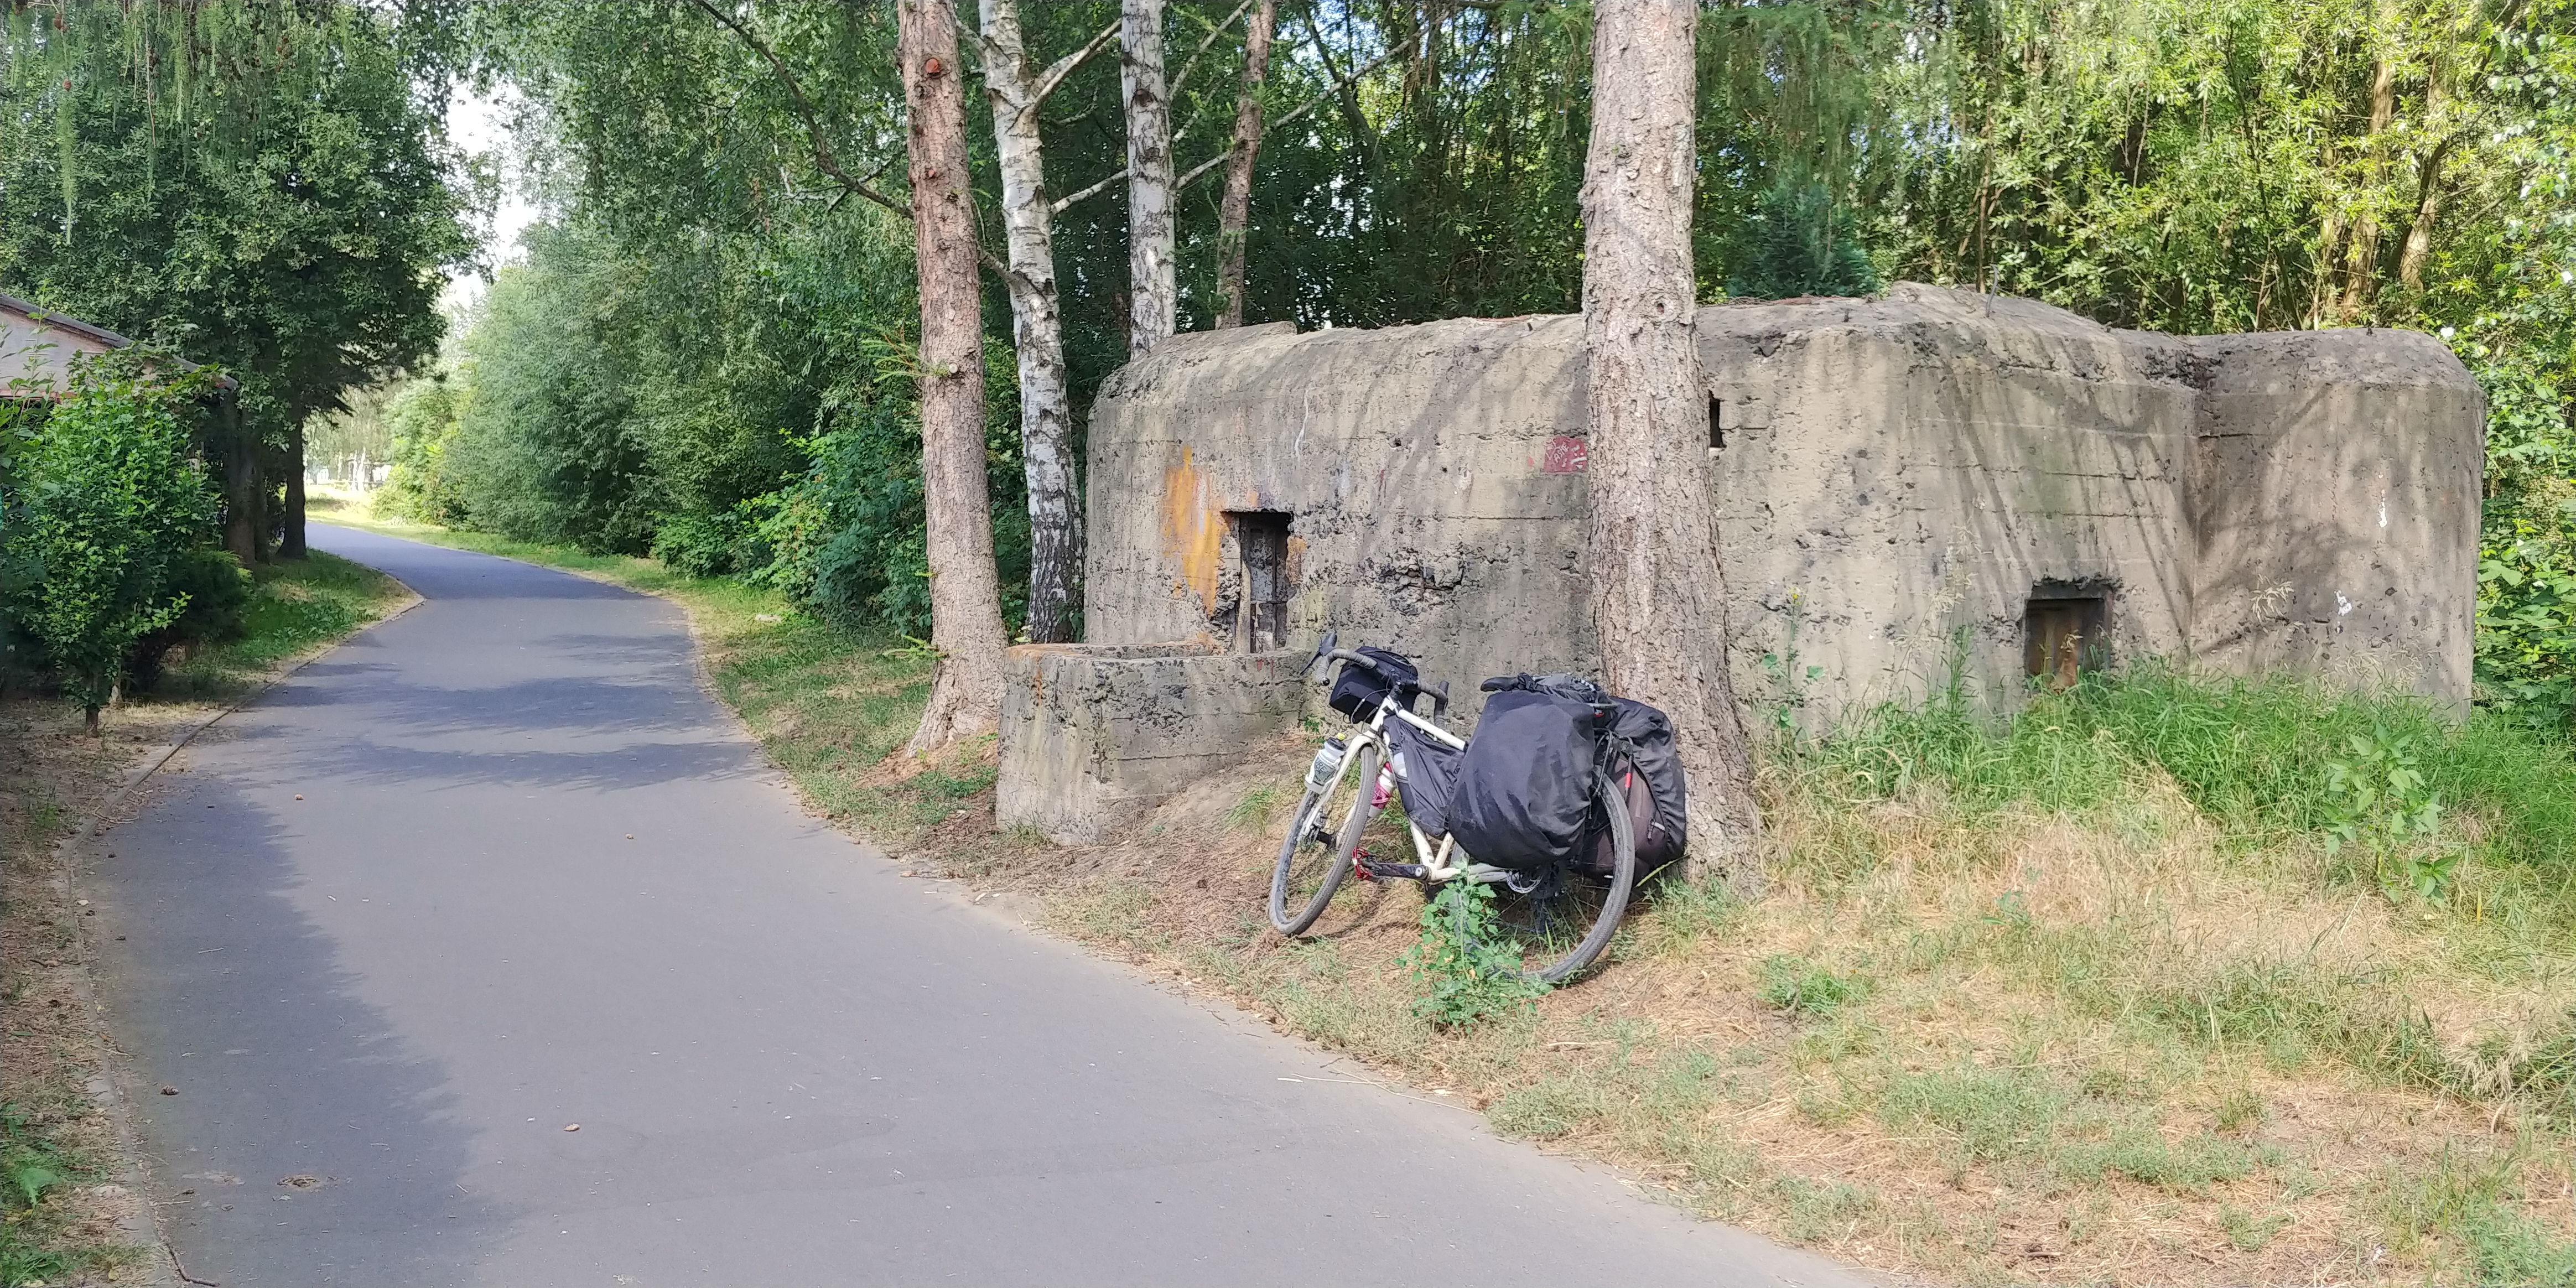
[{"xmin": 1300, "ymin": 696, "xmax": 1519, "ymax": 887}]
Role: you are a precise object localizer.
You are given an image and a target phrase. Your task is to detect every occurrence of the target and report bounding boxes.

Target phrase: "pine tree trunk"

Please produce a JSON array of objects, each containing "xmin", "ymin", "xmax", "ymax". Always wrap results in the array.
[
  {"xmin": 1120, "ymin": 0, "xmax": 1175, "ymax": 358},
  {"xmin": 1212, "ymin": 0, "xmax": 1274, "ymax": 330},
  {"xmin": 980, "ymin": 0, "xmax": 1083, "ymax": 643},
  {"xmin": 900, "ymin": 0, "xmax": 1011, "ymax": 754},
  {"xmin": 282, "ymin": 423, "xmax": 309, "ymax": 559},
  {"xmin": 1580, "ymin": 0, "xmax": 1760, "ymax": 889}
]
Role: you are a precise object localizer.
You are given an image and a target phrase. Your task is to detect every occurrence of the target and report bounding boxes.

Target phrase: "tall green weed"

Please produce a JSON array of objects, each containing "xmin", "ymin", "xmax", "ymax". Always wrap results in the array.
[{"xmin": 1800, "ymin": 664, "xmax": 2576, "ymax": 892}]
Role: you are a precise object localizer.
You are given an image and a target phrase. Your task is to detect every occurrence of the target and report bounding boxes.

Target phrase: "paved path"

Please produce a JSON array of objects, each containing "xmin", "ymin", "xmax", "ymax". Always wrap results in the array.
[{"xmin": 92, "ymin": 526, "xmax": 1872, "ymax": 1286}]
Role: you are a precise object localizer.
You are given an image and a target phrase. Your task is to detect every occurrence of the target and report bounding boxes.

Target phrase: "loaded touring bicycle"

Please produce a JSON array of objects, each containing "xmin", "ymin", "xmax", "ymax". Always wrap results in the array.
[{"xmin": 1269, "ymin": 632, "xmax": 1689, "ymax": 984}]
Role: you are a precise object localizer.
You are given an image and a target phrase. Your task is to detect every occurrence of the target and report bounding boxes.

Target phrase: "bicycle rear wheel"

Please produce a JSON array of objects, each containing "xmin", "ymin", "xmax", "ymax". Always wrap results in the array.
[
  {"xmin": 1269, "ymin": 741, "xmax": 1380, "ymax": 936},
  {"xmin": 1489, "ymin": 774, "xmax": 1636, "ymax": 984}
]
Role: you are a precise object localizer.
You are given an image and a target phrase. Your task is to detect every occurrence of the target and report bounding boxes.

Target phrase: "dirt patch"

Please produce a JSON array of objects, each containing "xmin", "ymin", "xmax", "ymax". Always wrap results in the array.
[{"xmin": 2, "ymin": 695, "xmax": 219, "ymax": 1284}]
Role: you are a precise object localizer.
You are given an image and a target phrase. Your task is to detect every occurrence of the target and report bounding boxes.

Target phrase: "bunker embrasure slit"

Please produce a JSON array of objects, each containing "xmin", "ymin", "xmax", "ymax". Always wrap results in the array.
[
  {"xmin": 1230, "ymin": 510, "xmax": 1292, "ymax": 652},
  {"xmin": 1707, "ymin": 394, "xmax": 1725, "ymax": 450},
  {"xmin": 2024, "ymin": 585, "xmax": 2112, "ymax": 690}
]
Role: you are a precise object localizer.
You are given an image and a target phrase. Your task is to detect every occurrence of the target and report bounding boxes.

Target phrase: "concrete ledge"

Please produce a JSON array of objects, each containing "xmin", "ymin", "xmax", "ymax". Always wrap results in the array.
[{"xmin": 998, "ymin": 642, "xmax": 1308, "ymax": 844}]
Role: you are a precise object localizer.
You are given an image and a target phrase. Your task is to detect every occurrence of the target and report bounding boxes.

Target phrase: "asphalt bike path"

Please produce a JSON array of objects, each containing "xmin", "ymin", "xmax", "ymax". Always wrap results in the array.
[{"xmin": 92, "ymin": 524, "xmax": 1875, "ymax": 1286}]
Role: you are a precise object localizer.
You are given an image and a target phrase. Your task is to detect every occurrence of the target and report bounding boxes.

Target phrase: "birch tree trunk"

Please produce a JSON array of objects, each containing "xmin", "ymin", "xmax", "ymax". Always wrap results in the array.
[
  {"xmin": 900, "ymin": 0, "xmax": 1011, "ymax": 753},
  {"xmin": 1212, "ymin": 0, "xmax": 1274, "ymax": 329},
  {"xmin": 980, "ymin": 0, "xmax": 1082, "ymax": 642},
  {"xmin": 1580, "ymin": 0, "xmax": 1761, "ymax": 889},
  {"xmin": 1121, "ymin": 0, "xmax": 1175, "ymax": 358}
]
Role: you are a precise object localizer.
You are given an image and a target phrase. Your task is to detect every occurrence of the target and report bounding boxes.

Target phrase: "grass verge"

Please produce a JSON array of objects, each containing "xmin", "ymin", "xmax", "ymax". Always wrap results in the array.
[
  {"xmin": 949, "ymin": 679, "xmax": 2576, "ymax": 1287},
  {"xmin": 2, "ymin": 547, "xmax": 412, "ymax": 1285},
  {"xmin": 311, "ymin": 492, "xmax": 2576, "ymax": 1286}
]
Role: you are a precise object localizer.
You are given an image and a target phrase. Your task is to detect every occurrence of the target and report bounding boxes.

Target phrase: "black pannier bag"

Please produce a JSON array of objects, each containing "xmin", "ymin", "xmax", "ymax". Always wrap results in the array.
[
  {"xmin": 1383, "ymin": 716, "xmax": 1463, "ymax": 839},
  {"xmin": 1448, "ymin": 687, "xmax": 1601, "ymax": 871},
  {"xmin": 1584, "ymin": 697, "xmax": 1690, "ymax": 879},
  {"xmin": 1328, "ymin": 646, "xmax": 1419, "ymax": 719}
]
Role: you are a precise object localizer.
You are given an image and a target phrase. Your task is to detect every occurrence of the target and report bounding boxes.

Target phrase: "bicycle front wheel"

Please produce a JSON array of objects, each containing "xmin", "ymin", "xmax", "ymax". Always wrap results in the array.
[
  {"xmin": 1490, "ymin": 773, "xmax": 1637, "ymax": 984},
  {"xmin": 1269, "ymin": 741, "xmax": 1380, "ymax": 936}
]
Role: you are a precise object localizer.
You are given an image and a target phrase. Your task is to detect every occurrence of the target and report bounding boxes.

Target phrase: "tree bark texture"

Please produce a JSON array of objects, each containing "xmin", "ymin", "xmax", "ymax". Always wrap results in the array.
[
  {"xmin": 1212, "ymin": 0, "xmax": 1274, "ymax": 329},
  {"xmin": 980, "ymin": 0, "xmax": 1083, "ymax": 643},
  {"xmin": 221, "ymin": 389, "xmax": 263, "ymax": 565},
  {"xmin": 900, "ymin": 0, "xmax": 1011, "ymax": 753},
  {"xmin": 1120, "ymin": 0, "xmax": 1175, "ymax": 358},
  {"xmin": 282, "ymin": 423, "xmax": 309, "ymax": 559},
  {"xmin": 1579, "ymin": 0, "xmax": 1761, "ymax": 888},
  {"xmin": 2399, "ymin": 78, "xmax": 2452, "ymax": 294},
  {"xmin": 2338, "ymin": 42, "xmax": 2400, "ymax": 320}
]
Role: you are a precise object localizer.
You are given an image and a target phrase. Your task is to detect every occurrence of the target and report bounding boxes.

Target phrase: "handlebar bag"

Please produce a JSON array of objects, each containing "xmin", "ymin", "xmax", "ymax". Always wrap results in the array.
[
  {"xmin": 1329, "ymin": 647, "xmax": 1418, "ymax": 719},
  {"xmin": 1448, "ymin": 688, "xmax": 1599, "ymax": 872}
]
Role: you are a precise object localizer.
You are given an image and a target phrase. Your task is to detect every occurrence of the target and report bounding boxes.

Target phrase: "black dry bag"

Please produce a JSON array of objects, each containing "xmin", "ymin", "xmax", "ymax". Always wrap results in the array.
[
  {"xmin": 1448, "ymin": 688, "xmax": 1599, "ymax": 872},
  {"xmin": 1584, "ymin": 697, "xmax": 1690, "ymax": 878}
]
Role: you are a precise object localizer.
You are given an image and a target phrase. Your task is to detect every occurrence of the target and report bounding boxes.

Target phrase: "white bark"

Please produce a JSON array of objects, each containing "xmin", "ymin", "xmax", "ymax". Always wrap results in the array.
[
  {"xmin": 1581, "ymin": 0, "xmax": 1762, "ymax": 887},
  {"xmin": 979, "ymin": 0, "xmax": 1084, "ymax": 642},
  {"xmin": 1120, "ymin": 0, "xmax": 1175, "ymax": 358}
]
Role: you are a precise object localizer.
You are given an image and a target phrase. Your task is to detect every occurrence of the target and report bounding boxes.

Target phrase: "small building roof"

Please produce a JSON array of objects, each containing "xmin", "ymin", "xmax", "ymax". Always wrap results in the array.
[{"xmin": 0, "ymin": 290, "xmax": 233, "ymax": 396}]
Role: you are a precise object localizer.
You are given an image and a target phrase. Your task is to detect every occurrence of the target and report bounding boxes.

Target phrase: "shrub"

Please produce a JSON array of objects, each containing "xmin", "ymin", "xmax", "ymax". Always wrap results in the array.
[
  {"xmin": 648, "ymin": 507, "xmax": 758, "ymax": 579},
  {"xmin": 1, "ymin": 360, "xmax": 219, "ymax": 729},
  {"xmin": 125, "ymin": 547, "xmax": 252, "ymax": 692}
]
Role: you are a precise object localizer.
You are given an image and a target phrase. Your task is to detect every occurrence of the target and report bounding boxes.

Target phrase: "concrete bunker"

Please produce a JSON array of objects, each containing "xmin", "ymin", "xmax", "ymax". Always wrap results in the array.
[{"xmin": 1000, "ymin": 284, "xmax": 2485, "ymax": 843}]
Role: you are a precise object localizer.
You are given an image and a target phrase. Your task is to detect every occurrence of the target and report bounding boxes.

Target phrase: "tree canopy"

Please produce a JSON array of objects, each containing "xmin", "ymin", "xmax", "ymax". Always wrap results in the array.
[{"xmin": 0, "ymin": 0, "xmax": 475, "ymax": 555}]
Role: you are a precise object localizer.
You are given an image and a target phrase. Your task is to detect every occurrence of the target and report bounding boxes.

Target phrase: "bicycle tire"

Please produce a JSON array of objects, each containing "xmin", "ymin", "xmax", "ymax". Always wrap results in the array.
[
  {"xmin": 1522, "ymin": 773, "xmax": 1636, "ymax": 984},
  {"xmin": 1268, "ymin": 741, "xmax": 1379, "ymax": 936}
]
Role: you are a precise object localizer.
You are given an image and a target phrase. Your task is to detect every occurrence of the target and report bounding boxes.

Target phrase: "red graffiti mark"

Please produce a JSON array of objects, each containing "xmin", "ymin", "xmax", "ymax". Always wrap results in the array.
[{"xmin": 1542, "ymin": 436, "xmax": 1589, "ymax": 474}]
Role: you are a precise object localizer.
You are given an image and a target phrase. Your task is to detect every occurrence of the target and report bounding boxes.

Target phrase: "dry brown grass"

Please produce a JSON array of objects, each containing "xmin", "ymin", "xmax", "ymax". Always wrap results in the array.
[
  {"xmin": 1, "ymin": 696, "xmax": 217, "ymax": 1284},
  {"xmin": 895, "ymin": 733, "xmax": 2576, "ymax": 1287}
]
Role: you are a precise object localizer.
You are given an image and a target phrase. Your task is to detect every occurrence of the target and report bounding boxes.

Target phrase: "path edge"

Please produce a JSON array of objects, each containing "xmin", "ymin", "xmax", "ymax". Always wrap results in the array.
[{"xmin": 54, "ymin": 576, "xmax": 423, "ymax": 1288}]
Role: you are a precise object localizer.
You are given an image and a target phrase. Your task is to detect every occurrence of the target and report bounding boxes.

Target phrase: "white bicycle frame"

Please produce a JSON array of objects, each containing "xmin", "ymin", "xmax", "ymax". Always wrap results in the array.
[{"xmin": 1303, "ymin": 698, "xmax": 1518, "ymax": 886}]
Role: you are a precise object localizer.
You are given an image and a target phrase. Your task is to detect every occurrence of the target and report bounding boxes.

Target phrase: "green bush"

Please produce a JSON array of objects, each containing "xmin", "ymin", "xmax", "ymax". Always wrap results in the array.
[
  {"xmin": 124, "ymin": 546, "xmax": 252, "ymax": 692},
  {"xmin": 1, "ymin": 360, "xmax": 219, "ymax": 728},
  {"xmin": 1726, "ymin": 179, "xmax": 1882, "ymax": 302},
  {"xmin": 649, "ymin": 507, "xmax": 759, "ymax": 579},
  {"xmin": 747, "ymin": 411, "xmax": 933, "ymax": 637}
]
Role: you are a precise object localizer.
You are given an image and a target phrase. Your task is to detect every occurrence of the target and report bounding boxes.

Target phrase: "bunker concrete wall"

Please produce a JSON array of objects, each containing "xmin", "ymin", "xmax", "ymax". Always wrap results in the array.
[
  {"xmin": 1700, "ymin": 289, "xmax": 2201, "ymax": 718},
  {"xmin": 1046, "ymin": 285, "xmax": 2484, "ymax": 838},
  {"xmin": 1084, "ymin": 315, "xmax": 1598, "ymax": 716},
  {"xmin": 997, "ymin": 642, "xmax": 1308, "ymax": 843},
  {"xmin": 2185, "ymin": 330, "xmax": 2484, "ymax": 707}
]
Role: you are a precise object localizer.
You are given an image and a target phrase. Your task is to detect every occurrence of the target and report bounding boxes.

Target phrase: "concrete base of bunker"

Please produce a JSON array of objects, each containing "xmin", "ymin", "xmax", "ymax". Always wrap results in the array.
[{"xmin": 998, "ymin": 643, "xmax": 1310, "ymax": 844}]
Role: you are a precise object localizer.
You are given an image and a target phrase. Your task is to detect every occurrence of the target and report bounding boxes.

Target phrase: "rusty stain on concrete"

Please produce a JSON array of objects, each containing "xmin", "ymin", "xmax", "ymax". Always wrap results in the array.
[{"xmin": 1159, "ymin": 447, "xmax": 1225, "ymax": 615}]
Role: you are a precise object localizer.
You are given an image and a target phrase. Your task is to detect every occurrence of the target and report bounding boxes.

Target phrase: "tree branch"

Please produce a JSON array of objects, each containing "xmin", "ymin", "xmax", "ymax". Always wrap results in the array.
[
  {"xmin": 1170, "ymin": 46, "xmax": 1394, "ymax": 194},
  {"xmin": 1032, "ymin": 19, "xmax": 1121, "ymax": 105},
  {"xmin": 686, "ymin": 0, "xmax": 912, "ymax": 220},
  {"xmin": 1168, "ymin": 0, "xmax": 1254, "ymax": 100},
  {"xmin": 1052, "ymin": 164, "xmax": 1127, "ymax": 215},
  {"xmin": 1299, "ymin": 6, "xmax": 1379, "ymax": 153}
]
